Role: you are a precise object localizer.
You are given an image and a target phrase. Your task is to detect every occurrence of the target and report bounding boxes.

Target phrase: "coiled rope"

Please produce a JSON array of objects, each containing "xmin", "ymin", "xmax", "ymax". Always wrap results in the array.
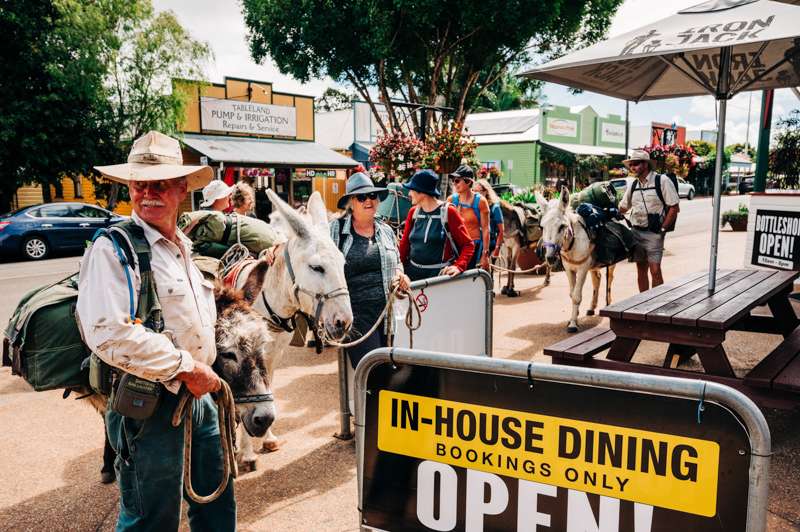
[
  {"xmin": 171, "ymin": 380, "xmax": 238, "ymax": 504},
  {"xmin": 320, "ymin": 285, "xmax": 422, "ymax": 349}
]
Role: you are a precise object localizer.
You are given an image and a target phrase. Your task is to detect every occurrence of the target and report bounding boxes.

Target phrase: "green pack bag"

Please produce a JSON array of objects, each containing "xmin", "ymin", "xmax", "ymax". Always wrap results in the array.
[{"xmin": 2, "ymin": 221, "xmax": 161, "ymax": 392}]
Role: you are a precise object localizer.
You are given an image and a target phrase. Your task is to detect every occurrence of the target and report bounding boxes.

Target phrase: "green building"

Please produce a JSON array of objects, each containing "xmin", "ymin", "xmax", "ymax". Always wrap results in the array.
[{"xmin": 465, "ymin": 106, "xmax": 628, "ymax": 189}]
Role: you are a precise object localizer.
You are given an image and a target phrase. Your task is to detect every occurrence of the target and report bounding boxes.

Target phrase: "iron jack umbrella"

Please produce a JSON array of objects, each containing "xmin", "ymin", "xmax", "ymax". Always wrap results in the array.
[{"xmin": 521, "ymin": 0, "xmax": 800, "ymax": 291}]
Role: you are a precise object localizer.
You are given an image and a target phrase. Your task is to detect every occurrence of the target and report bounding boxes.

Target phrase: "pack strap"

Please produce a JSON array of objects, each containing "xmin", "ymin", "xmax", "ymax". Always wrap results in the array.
[
  {"xmin": 220, "ymin": 214, "xmax": 234, "ymax": 245},
  {"xmin": 92, "ymin": 228, "xmax": 136, "ymax": 322}
]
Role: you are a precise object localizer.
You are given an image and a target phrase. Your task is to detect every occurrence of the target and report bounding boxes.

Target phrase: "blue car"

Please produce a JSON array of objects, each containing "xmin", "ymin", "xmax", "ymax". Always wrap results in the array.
[{"xmin": 0, "ymin": 202, "xmax": 127, "ymax": 260}]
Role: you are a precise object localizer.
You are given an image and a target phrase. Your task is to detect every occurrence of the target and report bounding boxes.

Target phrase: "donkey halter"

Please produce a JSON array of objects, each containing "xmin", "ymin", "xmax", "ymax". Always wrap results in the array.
[
  {"xmin": 541, "ymin": 218, "xmax": 576, "ymax": 256},
  {"xmin": 283, "ymin": 245, "xmax": 350, "ymax": 336}
]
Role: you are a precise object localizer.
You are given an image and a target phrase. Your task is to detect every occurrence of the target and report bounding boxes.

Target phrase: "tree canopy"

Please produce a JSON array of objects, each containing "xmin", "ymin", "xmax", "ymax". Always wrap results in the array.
[
  {"xmin": 242, "ymin": 0, "xmax": 623, "ymax": 133},
  {"xmin": 770, "ymin": 110, "xmax": 800, "ymax": 188},
  {"xmin": 0, "ymin": 0, "xmax": 209, "ymax": 212}
]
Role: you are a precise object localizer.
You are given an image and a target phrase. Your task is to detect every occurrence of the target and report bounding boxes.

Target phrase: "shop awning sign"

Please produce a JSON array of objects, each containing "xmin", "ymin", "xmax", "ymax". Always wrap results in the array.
[
  {"xmin": 750, "ymin": 209, "xmax": 800, "ymax": 270},
  {"xmin": 360, "ymin": 358, "xmax": 756, "ymax": 532},
  {"xmin": 200, "ymin": 97, "xmax": 296, "ymax": 137}
]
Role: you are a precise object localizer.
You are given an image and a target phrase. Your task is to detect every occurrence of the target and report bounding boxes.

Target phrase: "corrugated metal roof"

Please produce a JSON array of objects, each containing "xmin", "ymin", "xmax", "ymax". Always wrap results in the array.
[
  {"xmin": 465, "ymin": 115, "xmax": 539, "ymax": 136},
  {"xmin": 181, "ymin": 134, "xmax": 358, "ymax": 167}
]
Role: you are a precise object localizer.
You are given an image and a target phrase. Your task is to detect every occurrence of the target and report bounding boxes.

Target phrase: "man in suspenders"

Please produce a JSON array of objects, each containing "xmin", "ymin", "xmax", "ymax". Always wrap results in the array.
[
  {"xmin": 447, "ymin": 165, "xmax": 490, "ymax": 271},
  {"xmin": 619, "ymin": 150, "xmax": 680, "ymax": 292}
]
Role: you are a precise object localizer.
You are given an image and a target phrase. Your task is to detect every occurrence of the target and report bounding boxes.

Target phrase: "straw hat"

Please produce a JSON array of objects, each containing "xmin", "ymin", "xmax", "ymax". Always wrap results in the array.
[
  {"xmin": 94, "ymin": 131, "xmax": 213, "ymax": 191},
  {"xmin": 623, "ymin": 149, "xmax": 656, "ymax": 170}
]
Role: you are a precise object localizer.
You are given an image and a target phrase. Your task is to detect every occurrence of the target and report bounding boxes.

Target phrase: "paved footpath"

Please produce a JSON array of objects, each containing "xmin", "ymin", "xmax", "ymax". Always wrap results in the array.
[{"xmin": 0, "ymin": 225, "xmax": 798, "ymax": 531}]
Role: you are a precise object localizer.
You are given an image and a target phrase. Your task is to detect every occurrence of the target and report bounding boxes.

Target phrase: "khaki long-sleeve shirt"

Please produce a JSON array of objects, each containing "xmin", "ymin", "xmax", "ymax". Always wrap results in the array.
[{"xmin": 76, "ymin": 212, "xmax": 216, "ymax": 394}]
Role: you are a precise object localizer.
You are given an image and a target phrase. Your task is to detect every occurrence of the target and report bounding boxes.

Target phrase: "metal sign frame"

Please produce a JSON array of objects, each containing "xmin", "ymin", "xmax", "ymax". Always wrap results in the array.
[
  {"xmin": 355, "ymin": 348, "xmax": 771, "ymax": 532},
  {"xmin": 335, "ymin": 270, "xmax": 493, "ymax": 440}
]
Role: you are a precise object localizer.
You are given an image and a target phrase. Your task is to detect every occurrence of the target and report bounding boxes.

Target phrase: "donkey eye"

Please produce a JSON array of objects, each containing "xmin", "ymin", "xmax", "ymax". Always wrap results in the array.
[
  {"xmin": 218, "ymin": 351, "xmax": 237, "ymax": 361},
  {"xmin": 558, "ymin": 224, "xmax": 567, "ymax": 232},
  {"xmin": 310, "ymin": 265, "xmax": 325, "ymax": 274}
]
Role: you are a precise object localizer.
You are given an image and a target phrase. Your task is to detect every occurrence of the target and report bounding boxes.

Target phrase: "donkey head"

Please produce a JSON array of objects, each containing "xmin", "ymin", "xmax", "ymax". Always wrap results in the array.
[
  {"xmin": 214, "ymin": 262, "xmax": 277, "ymax": 437},
  {"xmin": 266, "ymin": 189, "xmax": 353, "ymax": 340},
  {"xmin": 538, "ymin": 186, "xmax": 573, "ymax": 266}
]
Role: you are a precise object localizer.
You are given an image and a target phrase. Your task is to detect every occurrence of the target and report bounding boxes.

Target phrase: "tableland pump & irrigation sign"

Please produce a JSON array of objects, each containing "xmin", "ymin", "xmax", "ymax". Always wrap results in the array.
[
  {"xmin": 200, "ymin": 97, "xmax": 296, "ymax": 137},
  {"xmin": 360, "ymin": 363, "xmax": 753, "ymax": 531}
]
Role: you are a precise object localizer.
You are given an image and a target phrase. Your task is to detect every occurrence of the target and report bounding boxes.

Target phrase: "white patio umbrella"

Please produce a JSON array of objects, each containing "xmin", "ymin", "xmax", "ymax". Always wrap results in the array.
[{"xmin": 521, "ymin": 0, "xmax": 800, "ymax": 291}]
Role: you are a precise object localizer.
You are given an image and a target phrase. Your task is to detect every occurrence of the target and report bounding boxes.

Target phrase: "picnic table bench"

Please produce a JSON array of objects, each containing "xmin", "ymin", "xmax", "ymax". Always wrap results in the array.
[{"xmin": 544, "ymin": 269, "xmax": 800, "ymax": 408}]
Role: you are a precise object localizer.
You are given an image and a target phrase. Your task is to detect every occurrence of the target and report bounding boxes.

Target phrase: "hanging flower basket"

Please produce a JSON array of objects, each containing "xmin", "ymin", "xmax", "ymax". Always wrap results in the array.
[
  {"xmin": 369, "ymin": 131, "xmax": 427, "ymax": 182},
  {"xmin": 424, "ymin": 123, "xmax": 477, "ymax": 176}
]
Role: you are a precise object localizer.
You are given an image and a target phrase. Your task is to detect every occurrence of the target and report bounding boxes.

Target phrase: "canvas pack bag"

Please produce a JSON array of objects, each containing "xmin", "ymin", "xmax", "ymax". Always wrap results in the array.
[{"xmin": 2, "ymin": 221, "xmax": 161, "ymax": 392}]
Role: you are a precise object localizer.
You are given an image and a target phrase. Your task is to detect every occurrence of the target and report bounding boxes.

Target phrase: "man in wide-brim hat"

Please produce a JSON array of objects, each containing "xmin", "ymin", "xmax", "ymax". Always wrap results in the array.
[
  {"xmin": 77, "ymin": 131, "xmax": 236, "ymax": 530},
  {"xmin": 619, "ymin": 149, "xmax": 680, "ymax": 293}
]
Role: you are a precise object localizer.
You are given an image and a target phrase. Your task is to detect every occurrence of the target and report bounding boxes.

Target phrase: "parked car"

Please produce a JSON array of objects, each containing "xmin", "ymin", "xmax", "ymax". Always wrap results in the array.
[
  {"xmin": 0, "ymin": 202, "xmax": 126, "ymax": 260},
  {"xmin": 609, "ymin": 176, "xmax": 695, "ymax": 200}
]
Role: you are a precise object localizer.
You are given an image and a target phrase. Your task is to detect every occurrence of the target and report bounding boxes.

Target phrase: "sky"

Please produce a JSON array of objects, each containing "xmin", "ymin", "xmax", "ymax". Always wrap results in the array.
[{"xmin": 153, "ymin": 0, "xmax": 800, "ymax": 146}]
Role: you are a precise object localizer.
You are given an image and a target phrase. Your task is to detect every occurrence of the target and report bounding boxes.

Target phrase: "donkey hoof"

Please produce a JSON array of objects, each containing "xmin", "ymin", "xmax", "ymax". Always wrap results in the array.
[
  {"xmin": 261, "ymin": 439, "xmax": 280, "ymax": 453},
  {"xmin": 508, "ymin": 289, "xmax": 519, "ymax": 297},
  {"xmin": 567, "ymin": 325, "xmax": 578, "ymax": 333},
  {"xmin": 239, "ymin": 460, "xmax": 258, "ymax": 473},
  {"xmin": 500, "ymin": 286, "xmax": 509, "ymax": 295},
  {"xmin": 587, "ymin": 309, "xmax": 595, "ymax": 316},
  {"xmin": 100, "ymin": 470, "xmax": 116, "ymax": 485}
]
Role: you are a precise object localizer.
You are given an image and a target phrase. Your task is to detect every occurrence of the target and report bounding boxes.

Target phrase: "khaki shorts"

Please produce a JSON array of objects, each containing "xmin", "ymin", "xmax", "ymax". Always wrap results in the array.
[{"xmin": 632, "ymin": 228, "xmax": 665, "ymax": 264}]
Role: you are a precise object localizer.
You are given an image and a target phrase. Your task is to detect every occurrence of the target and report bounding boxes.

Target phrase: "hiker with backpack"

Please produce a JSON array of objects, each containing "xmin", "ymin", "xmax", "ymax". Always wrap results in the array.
[
  {"xmin": 76, "ymin": 131, "xmax": 236, "ymax": 531},
  {"xmin": 473, "ymin": 178, "xmax": 505, "ymax": 261},
  {"xmin": 398, "ymin": 169, "xmax": 475, "ymax": 281},
  {"xmin": 619, "ymin": 150, "xmax": 680, "ymax": 292},
  {"xmin": 447, "ymin": 165, "xmax": 491, "ymax": 271},
  {"xmin": 329, "ymin": 172, "xmax": 411, "ymax": 372}
]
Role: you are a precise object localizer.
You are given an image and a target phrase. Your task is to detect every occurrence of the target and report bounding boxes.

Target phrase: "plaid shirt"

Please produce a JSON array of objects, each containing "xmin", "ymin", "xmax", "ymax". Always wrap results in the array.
[{"xmin": 330, "ymin": 214, "xmax": 403, "ymax": 332}]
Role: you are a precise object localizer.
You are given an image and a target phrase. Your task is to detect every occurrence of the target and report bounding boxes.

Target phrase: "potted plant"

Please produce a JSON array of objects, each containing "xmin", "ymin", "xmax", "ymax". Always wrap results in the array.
[
  {"xmin": 369, "ymin": 131, "xmax": 427, "ymax": 182},
  {"xmin": 424, "ymin": 122, "xmax": 477, "ymax": 175},
  {"xmin": 721, "ymin": 203, "xmax": 749, "ymax": 231}
]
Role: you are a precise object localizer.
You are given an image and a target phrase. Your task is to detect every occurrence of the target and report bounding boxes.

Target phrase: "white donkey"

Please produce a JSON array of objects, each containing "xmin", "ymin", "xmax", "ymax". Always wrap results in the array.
[
  {"xmin": 538, "ymin": 187, "xmax": 615, "ymax": 332},
  {"xmin": 233, "ymin": 189, "xmax": 353, "ymax": 457}
]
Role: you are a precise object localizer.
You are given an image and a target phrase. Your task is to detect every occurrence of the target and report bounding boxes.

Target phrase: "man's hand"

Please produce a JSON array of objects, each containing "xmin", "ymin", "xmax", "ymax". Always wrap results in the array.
[
  {"xmin": 441, "ymin": 265, "xmax": 461, "ymax": 277},
  {"xmin": 177, "ymin": 361, "xmax": 221, "ymax": 398},
  {"xmin": 480, "ymin": 254, "xmax": 490, "ymax": 270}
]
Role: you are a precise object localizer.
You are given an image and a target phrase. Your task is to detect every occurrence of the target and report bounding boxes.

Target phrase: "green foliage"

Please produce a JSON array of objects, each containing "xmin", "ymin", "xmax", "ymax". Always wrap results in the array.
[
  {"xmin": 473, "ymin": 73, "xmax": 543, "ymax": 112},
  {"xmin": 242, "ymin": 0, "xmax": 623, "ymax": 130},
  {"xmin": 770, "ymin": 110, "xmax": 800, "ymax": 189},
  {"xmin": 721, "ymin": 203, "xmax": 749, "ymax": 228},
  {"xmin": 725, "ymin": 142, "xmax": 756, "ymax": 160},
  {"xmin": 0, "ymin": 0, "xmax": 209, "ymax": 212},
  {"xmin": 317, "ymin": 87, "xmax": 356, "ymax": 112}
]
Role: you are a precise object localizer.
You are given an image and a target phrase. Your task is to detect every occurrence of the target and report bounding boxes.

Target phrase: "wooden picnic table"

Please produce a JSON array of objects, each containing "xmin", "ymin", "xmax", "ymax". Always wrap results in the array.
[{"xmin": 544, "ymin": 269, "xmax": 800, "ymax": 408}]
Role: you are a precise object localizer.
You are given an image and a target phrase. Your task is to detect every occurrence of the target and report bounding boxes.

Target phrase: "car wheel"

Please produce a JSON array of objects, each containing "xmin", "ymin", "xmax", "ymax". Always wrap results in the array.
[
  {"xmin": 22, "ymin": 235, "xmax": 49, "ymax": 260},
  {"xmin": 687, "ymin": 189, "xmax": 694, "ymax": 200}
]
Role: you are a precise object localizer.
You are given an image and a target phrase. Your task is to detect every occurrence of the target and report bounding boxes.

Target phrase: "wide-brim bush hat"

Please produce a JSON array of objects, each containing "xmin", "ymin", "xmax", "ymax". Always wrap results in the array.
[
  {"xmin": 623, "ymin": 149, "xmax": 656, "ymax": 171},
  {"xmin": 94, "ymin": 130, "xmax": 213, "ymax": 191},
  {"xmin": 200, "ymin": 180, "xmax": 235, "ymax": 207},
  {"xmin": 449, "ymin": 164, "xmax": 475, "ymax": 182},
  {"xmin": 337, "ymin": 172, "xmax": 388, "ymax": 209},
  {"xmin": 402, "ymin": 169, "xmax": 441, "ymax": 198}
]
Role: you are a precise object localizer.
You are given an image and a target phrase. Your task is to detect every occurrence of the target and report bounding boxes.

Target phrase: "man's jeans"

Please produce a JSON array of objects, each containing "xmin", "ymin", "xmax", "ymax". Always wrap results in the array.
[{"xmin": 106, "ymin": 391, "xmax": 236, "ymax": 532}]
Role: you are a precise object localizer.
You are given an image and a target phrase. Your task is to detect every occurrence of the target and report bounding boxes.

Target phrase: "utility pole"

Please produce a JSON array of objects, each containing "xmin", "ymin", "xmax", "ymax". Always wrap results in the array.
[
  {"xmin": 745, "ymin": 92, "xmax": 753, "ymax": 152},
  {"xmin": 624, "ymin": 101, "xmax": 630, "ymax": 156}
]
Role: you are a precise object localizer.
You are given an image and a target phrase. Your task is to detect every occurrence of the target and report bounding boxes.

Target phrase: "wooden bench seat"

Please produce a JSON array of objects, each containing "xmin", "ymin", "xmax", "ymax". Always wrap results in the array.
[
  {"xmin": 544, "ymin": 327, "xmax": 616, "ymax": 362},
  {"xmin": 744, "ymin": 327, "xmax": 800, "ymax": 393}
]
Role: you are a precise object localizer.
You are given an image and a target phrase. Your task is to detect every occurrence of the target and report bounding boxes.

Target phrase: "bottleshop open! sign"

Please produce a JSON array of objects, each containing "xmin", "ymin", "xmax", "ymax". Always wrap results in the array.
[
  {"xmin": 750, "ymin": 209, "xmax": 800, "ymax": 270},
  {"xmin": 360, "ymin": 363, "xmax": 752, "ymax": 532}
]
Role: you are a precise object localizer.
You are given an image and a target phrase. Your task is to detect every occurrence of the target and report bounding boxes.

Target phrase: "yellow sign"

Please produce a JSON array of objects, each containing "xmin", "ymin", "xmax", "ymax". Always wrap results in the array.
[{"xmin": 377, "ymin": 391, "xmax": 720, "ymax": 517}]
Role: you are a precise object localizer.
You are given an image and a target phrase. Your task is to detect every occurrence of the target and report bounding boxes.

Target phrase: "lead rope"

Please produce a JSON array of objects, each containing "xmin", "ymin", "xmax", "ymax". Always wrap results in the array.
[
  {"xmin": 171, "ymin": 380, "xmax": 238, "ymax": 504},
  {"xmin": 321, "ymin": 285, "xmax": 422, "ymax": 349}
]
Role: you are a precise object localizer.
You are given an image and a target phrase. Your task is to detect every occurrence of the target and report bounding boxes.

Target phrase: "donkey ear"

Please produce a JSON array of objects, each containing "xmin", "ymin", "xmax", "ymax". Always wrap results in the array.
[
  {"xmin": 306, "ymin": 191, "xmax": 328, "ymax": 230},
  {"xmin": 267, "ymin": 188, "xmax": 309, "ymax": 239},
  {"xmin": 559, "ymin": 186, "xmax": 570, "ymax": 210},
  {"xmin": 534, "ymin": 191, "xmax": 548, "ymax": 212},
  {"xmin": 242, "ymin": 260, "xmax": 269, "ymax": 305}
]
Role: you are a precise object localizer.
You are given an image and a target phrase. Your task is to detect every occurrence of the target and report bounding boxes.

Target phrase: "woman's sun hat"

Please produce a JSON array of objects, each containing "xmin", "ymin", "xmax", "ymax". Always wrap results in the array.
[
  {"xmin": 337, "ymin": 172, "xmax": 388, "ymax": 209},
  {"xmin": 402, "ymin": 169, "xmax": 441, "ymax": 198}
]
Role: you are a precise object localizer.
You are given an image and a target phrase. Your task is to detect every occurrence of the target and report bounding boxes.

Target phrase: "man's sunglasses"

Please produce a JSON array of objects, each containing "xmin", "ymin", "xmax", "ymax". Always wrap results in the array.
[{"xmin": 355, "ymin": 192, "xmax": 380, "ymax": 202}]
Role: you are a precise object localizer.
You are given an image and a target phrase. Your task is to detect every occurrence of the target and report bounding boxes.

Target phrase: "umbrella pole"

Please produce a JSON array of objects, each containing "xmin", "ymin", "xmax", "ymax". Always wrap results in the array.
[{"xmin": 708, "ymin": 98, "xmax": 728, "ymax": 293}]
